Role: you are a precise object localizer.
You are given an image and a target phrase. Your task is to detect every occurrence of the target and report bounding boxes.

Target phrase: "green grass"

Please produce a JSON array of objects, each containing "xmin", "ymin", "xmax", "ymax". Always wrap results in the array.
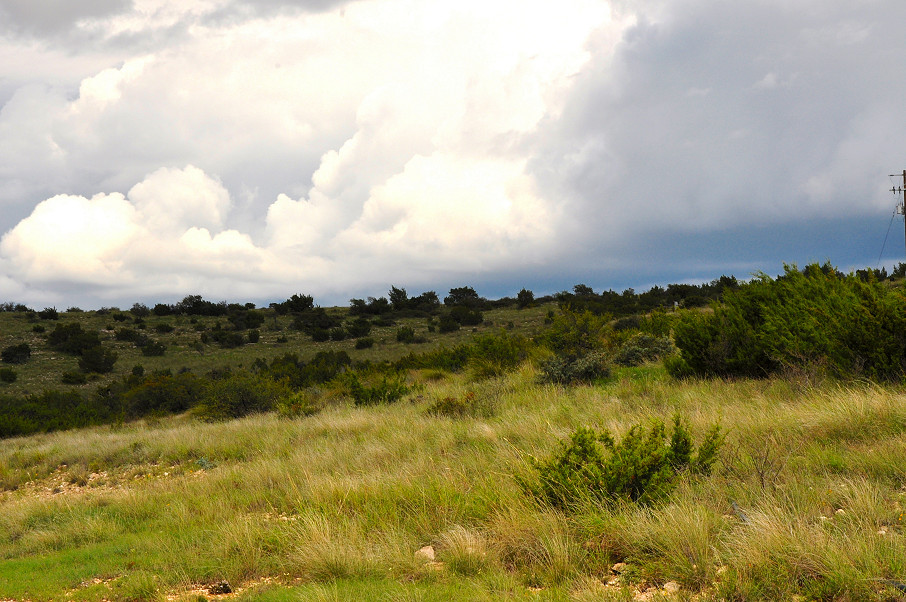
[{"xmin": 2, "ymin": 360, "xmax": 906, "ymax": 600}]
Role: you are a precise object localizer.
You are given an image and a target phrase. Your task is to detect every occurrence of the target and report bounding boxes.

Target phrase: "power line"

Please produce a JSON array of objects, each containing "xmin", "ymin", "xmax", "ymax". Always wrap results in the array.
[{"xmin": 877, "ymin": 207, "xmax": 897, "ymax": 269}]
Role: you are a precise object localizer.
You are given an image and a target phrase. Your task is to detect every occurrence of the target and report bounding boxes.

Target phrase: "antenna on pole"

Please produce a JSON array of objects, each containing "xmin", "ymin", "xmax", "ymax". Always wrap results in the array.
[{"xmin": 889, "ymin": 170, "xmax": 906, "ymax": 257}]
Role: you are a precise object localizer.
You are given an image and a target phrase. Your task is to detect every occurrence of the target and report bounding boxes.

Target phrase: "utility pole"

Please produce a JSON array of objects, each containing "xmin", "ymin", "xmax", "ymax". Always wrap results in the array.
[{"xmin": 890, "ymin": 170, "xmax": 906, "ymax": 257}]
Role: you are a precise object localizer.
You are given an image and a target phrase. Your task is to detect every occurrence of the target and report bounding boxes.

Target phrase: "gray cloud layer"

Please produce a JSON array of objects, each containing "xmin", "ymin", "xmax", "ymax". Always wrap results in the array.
[
  {"xmin": 0, "ymin": 0, "xmax": 130, "ymax": 35},
  {"xmin": 1, "ymin": 0, "xmax": 903, "ymax": 308}
]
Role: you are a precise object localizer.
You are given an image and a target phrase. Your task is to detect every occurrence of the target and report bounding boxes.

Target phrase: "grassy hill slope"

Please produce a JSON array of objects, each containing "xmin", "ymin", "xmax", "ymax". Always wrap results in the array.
[{"xmin": 2, "ymin": 362, "xmax": 906, "ymax": 601}]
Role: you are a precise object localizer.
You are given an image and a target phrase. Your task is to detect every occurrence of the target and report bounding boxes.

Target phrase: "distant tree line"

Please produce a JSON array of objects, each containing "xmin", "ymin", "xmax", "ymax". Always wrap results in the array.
[{"xmin": 554, "ymin": 276, "xmax": 741, "ymax": 317}]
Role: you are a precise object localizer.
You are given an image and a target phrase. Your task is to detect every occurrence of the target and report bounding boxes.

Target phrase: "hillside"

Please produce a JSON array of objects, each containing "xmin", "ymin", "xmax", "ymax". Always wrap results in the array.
[
  {"xmin": 2, "ymin": 365, "xmax": 906, "ymax": 601},
  {"xmin": 3, "ymin": 269, "xmax": 906, "ymax": 600}
]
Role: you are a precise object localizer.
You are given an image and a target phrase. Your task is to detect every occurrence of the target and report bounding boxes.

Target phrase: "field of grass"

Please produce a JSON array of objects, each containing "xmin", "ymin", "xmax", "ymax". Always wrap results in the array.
[{"xmin": 3, "ymin": 351, "xmax": 906, "ymax": 600}]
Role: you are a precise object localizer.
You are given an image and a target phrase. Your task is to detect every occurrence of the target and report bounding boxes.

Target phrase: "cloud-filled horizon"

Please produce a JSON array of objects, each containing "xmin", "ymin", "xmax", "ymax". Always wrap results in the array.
[{"xmin": 2, "ymin": 0, "xmax": 905, "ymax": 309}]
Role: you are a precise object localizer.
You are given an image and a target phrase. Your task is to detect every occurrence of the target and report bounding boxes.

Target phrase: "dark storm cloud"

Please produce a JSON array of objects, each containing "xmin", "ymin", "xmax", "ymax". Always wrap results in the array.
[{"xmin": 531, "ymin": 0, "xmax": 906, "ymax": 251}]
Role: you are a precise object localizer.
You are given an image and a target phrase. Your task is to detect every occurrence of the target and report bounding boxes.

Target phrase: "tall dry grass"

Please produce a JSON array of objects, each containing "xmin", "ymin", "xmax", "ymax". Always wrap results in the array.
[{"xmin": 1, "ymin": 364, "xmax": 906, "ymax": 600}]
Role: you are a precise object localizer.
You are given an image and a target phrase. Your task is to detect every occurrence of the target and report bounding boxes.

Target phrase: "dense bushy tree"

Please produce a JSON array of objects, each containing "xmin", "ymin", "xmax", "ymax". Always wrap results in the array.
[
  {"xmin": 254, "ymin": 351, "xmax": 351, "ymax": 389},
  {"xmin": 557, "ymin": 276, "xmax": 739, "ymax": 317},
  {"xmin": 0, "ymin": 390, "xmax": 116, "ymax": 437},
  {"xmin": 175, "ymin": 295, "xmax": 228, "ymax": 316},
  {"xmin": 290, "ymin": 307, "xmax": 341, "ymax": 335},
  {"xmin": 349, "ymin": 296, "xmax": 392, "ymax": 316},
  {"xmin": 79, "ymin": 345, "xmax": 118, "ymax": 374},
  {"xmin": 438, "ymin": 313, "xmax": 460, "ymax": 333},
  {"xmin": 449, "ymin": 305, "xmax": 483, "ymax": 326},
  {"xmin": 38, "ymin": 307, "xmax": 59, "ymax": 320},
  {"xmin": 1, "ymin": 343, "xmax": 31, "ymax": 364},
  {"xmin": 517, "ymin": 288, "xmax": 535, "ymax": 309},
  {"xmin": 227, "ymin": 309, "xmax": 265, "ymax": 330},
  {"xmin": 270, "ymin": 294, "xmax": 315, "ymax": 315},
  {"xmin": 194, "ymin": 372, "xmax": 290, "ymax": 420},
  {"xmin": 122, "ymin": 371, "xmax": 205, "ymax": 418},
  {"xmin": 47, "ymin": 323, "xmax": 101, "ymax": 355},
  {"xmin": 130, "ymin": 303, "xmax": 151, "ymax": 318},
  {"xmin": 410, "ymin": 291, "xmax": 441, "ymax": 312},
  {"xmin": 345, "ymin": 317, "xmax": 372, "ymax": 338},
  {"xmin": 444, "ymin": 286, "xmax": 484, "ymax": 307},
  {"xmin": 389, "ymin": 286, "xmax": 408, "ymax": 310},
  {"xmin": 670, "ymin": 263, "xmax": 906, "ymax": 381},
  {"xmin": 0, "ymin": 302, "xmax": 30, "ymax": 312}
]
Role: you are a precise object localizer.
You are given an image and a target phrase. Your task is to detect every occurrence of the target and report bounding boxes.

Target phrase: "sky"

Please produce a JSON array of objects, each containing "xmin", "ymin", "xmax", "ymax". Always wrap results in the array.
[{"xmin": 1, "ymin": 0, "xmax": 905, "ymax": 309}]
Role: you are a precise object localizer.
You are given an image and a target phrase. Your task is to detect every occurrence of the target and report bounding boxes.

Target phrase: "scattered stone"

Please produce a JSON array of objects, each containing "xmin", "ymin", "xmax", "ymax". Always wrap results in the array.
[
  {"xmin": 208, "ymin": 581, "xmax": 232, "ymax": 595},
  {"xmin": 835, "ymin": 508, "xmax": 845, "ymax": 515},
  {"xmin": 663, "ymin": 581, "xmax": 680, "ymax": 594},
  {"xmin": 611, "ymin": 562, "xmax": 627, "ymax": 574},
  {"xmin": 415, "ymin": 545, "xmax": 436, "ymax": 562}
]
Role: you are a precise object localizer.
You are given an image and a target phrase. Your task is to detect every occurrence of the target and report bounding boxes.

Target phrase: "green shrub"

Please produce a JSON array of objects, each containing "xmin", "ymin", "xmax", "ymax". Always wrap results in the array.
[
  {"xmin": 122, "ymin": 371, "xmax": 205, "ymax": 418},
  {"xmin": 355, "ymin": 337, "xmax": 375, "ymax": 349},
  {"xmin": 373, "ymin": 315, "xmax": 396, "ymax": 327},
  {"xmin": 78, "ymin": 345, "xmax": 118, "ymax": 374},
  {"xmin": 130, "ymin": 303, "xmax": 151, "ymax": 318},
  {"xmin": 396, "ymin": 326, "xmax": 415, "ymax": 343},
  {"xmin": 543, "ymin": 309, "xmax": 611, "ymax": 359},
  {"xmin": 517, "ymin": 288, "xmax": 535, "ymax": 308},
  {"xmin": 450, "ymin": 305, "xmax": 483, "ymax": 326},
  {"xmin": 346, "ymin": 317, "xmax": 372, "ymax": 338},
  {"xmin": 62, "ymin": 371, "xmax": 88, "ymax": 385},
  {"xmin": 247, "ymin": 329, "xmax": 260, "ymax": 343},
  {"xmin": 438, "ymin": 314, "xmax": 460, "ymax": 333},
  {"xmin": 140, "ymin": 340, "xmax": 166, "ymax": 356},
  {"xmin": 0, "ymin": 389, "xmax": 115, "ymax": 438},
  {"xmin": 38, "ymin": 307, "xmax": 59, "ymax": 320},
  {"xmin": 48, "ymin": 323, "xmax": 101, "ymax": 355},
  {"xmin": 468, "ymin": 331, "xmax": 531, "ymax": 379},
  {"xmin": 1, "ymin": 343, "xmax": 31, "ymax": 364},
  {"xmin": 613, "ymin": 333, "xmax": 675, "ymax": 367},
  {"xmin": 276, "ymin": 389, "xmax": 325, "ymax": 418},
  {"xmin": 115, "ymin": 327, "xmax": 141, "ymax": 342},
  {"xmin": 31, "ymin": 324, "xmax": 45, "ymax": 333},
  {"xmin": 671, "ymin": 263, "xmax": 906, "ymax": 380},
  {"xmin": 329, "ymin": 327, "xmax": 347, "ymax": 341},
  {"xmin": 538, "ymin": 352, "xmax": 610, "ymax": 385},
  {"xmin": 204, "ymin": 329, "xmax": 245, "ymax": 348},
  {"xmin": 347, "ymin": 374, "xmax": 408, "ymax": 406},
  {"xmin": 521, "ymin": 416, "xmax": 723, "ymax": 510},
  {"xmin": 0, "ymin": 368, "xmax": 17, "ymax": 383},
  {"xmin": 194, "ymin": 372, "xmax": 290, "ymax": 420},
  {"xmin": 259, "ymin": 351, "xmax": 352, "ymax": 388},
  {"xmin": 637, "ymin": 309, "xmax": 679, "ymax": 337}
]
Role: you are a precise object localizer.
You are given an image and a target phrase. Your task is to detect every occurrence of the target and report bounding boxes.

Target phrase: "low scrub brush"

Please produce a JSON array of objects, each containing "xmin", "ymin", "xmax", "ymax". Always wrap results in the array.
[{"xmin": 521, "ymin": 415, "xmax": 723, "ymax": 510}]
